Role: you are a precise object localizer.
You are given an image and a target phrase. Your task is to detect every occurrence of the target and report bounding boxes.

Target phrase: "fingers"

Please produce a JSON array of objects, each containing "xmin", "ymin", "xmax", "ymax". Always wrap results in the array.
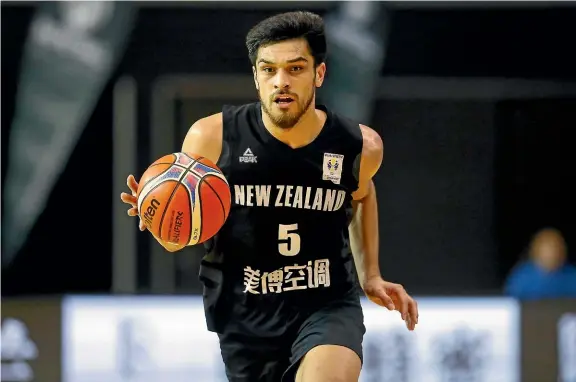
[
  {"xmin": 408, "ymin": 298, "xmax": 419, "ymax": 329},
  {"xmin": 120, "ymin": 192, "xmax": 137, "ymax": 206},
  {"xmin": 391, "ymin": 284, "xmax": 410, "ymax": 321},
  {"xmin": 404, "ymin": 298, "xmax": 418, "ymax": 331},
  {"xmin": 123, "ymin": 198, "xmax": 145, "ymax": 230},
  {"xmin": 394, "ymin": 283, "xmax": 418, "ymax": 330},
  {"xmin": 120, "ymin": 174, "xmax": 147, "ymax": 232},
  {"xmin": 371, "ymin": 289, "xmax": 395, "ymax": 311},
  {"xmin": 127, "ymin": 174, "xmax": 139, "ymax": 195},
  {"xmin": 387, "ymin": 283, "xmax": 419, "ymax": 331},
  {"xmin": 121, "ymin": 193, "xmax": 139, "ymax": 218}
]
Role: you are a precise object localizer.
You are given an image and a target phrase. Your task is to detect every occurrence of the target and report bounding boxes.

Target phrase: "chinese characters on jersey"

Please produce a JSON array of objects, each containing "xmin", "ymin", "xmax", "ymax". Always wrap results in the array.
[{"xmin": 243, "ymin": 259, "xmax": 331, "ymax": 294}]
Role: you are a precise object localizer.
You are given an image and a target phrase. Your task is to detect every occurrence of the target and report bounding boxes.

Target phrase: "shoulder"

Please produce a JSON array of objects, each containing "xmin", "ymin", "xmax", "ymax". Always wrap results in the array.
[
  {"xmin": 187, "ymin": 102, "xmax": 259, "ymax": 138},
  {"xmin": 182, "ymin": 113, "xmax": 223, "ymax": 164},
  {"xmin": 360, "ymin": 124, "xmax": 384, "ymax": 160},
  {"xmin": 350, "ymin": 124, "xmax": 384, "ymax": 199},
  {"xmin": 512, "ymin": 260, "xmax": 531, "ymax": 271},
  {"xmin": 504, "ymin": 261, "xmax": 534, "ymax": 294},
  {"xmin": 359, "ymin": 124, "xmax": 384, "ymax": 178},
  {"xmin": 326, "ymin": 109, "xmax": 383, "ymax": 170},
  {"xmin": 507, "ymin": 261, "xmax": 535, "ymax": 281},
  {"xmin": 562, "ymin": 264, "xmax": 576, "ymax": 277},
  {"xmin": 186, "ymin": 113, "xmax": 223, "ymax": 144},
  {"xmin": 189, "ymin": 113, "xmax": 223, "ymax": 137},
  {"xmin": 182, "ymin": 103, "xmax": 258, "ymax": 163}
]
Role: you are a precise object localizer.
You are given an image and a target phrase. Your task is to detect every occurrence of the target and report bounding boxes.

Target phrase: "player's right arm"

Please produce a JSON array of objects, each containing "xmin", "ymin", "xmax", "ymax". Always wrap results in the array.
[
  {"xmin": 181, "ymin": 112, "xmax": 223, "ymax": 164},
  {"xmin": 120, "ymin": 113, "xmax": 223, "ymax": 252}
]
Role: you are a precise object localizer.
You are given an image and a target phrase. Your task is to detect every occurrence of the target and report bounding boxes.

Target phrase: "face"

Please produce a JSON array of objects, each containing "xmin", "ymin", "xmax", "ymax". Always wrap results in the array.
[
  {"xmin": 253, "ymin": 38, "xmax": 326, "ymax": 129},
  {"xmin": 530, "ymin": 230, "xmax": 567, "ymax": 271}
]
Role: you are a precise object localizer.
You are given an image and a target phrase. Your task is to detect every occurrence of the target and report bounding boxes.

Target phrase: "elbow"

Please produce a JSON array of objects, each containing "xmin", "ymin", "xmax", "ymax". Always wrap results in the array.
[{"xmin": 356, "ymin": 180, "xmax": 377, "ymax": 205}]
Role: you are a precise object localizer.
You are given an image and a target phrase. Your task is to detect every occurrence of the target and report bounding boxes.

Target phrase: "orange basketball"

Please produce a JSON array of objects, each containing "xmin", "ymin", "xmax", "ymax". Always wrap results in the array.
[{"xmin": 137, "ymin": 152, "xmax": 231, "ymax": 246}]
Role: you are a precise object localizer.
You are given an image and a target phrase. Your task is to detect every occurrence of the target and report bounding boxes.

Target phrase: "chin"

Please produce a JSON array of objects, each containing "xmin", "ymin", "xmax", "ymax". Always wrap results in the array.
[{"xmin": 274, "ymin": 119, "xmax": 298, "ymax": 130}]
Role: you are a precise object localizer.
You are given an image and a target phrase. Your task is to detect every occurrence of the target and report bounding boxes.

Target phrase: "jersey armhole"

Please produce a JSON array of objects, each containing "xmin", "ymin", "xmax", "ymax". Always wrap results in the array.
[
  {"xmin": 344, "ymin": 120, "xmax": 364, "ymax": 191},
  {"xmin": 217, "ymin": 105, "xmax": 238, "ymax": 169}
]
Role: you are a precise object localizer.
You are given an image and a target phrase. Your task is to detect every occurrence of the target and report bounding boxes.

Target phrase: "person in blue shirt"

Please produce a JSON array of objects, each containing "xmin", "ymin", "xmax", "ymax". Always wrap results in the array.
[{"xmin": 504, "ymin": 227, "xmax": 576, "ymax": 300}]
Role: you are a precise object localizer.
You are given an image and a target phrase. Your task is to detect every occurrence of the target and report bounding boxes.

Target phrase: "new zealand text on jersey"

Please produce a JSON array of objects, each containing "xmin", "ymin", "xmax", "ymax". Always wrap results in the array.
[{"xmin": 234, "ymin": 185, "xmax": 346, "ymax": 211}]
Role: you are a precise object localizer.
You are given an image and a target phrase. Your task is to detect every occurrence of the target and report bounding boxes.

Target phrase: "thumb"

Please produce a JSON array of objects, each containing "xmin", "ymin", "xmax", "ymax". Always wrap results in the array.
[{"xmin": 371, "ymin": 288, "xmax": 395, "ymax": 311}]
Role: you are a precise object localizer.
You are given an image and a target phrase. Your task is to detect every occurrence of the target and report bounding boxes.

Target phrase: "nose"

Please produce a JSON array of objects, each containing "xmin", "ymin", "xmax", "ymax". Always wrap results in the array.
[{"xmin": 273, "ymin": 69, "xmax": 290, "ymax": 89}]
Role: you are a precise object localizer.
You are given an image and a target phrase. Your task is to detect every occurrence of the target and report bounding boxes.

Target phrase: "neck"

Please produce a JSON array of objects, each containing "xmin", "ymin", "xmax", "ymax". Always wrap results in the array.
[
  {"xmin": 261, "ymin": 103, "xmax": 326, "ymax": 149},
  {"xmin": 532, "ymin": 258, "xmax": 564, "ymax": 272}
]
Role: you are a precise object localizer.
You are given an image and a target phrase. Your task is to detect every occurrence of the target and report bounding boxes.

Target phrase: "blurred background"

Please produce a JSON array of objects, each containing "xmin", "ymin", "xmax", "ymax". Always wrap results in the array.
[{"xmin": 2, "ymin": 1, "xmax": 575, "ymax": 382}]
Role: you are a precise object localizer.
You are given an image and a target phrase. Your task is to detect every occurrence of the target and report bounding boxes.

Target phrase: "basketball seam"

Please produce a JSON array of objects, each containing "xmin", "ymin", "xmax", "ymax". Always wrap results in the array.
[
  {"xmin": 182, "ymin": 182, "xmax": 194, "ymax": 245},
  {"xmin": 182, "ymin": 156, "xmax": 205, "ymax": 242},
  {"xmin": 141, "ymin": 180, "xmax": 177, "ymax": 235},
  {"xmin": 158, "ymin": 156, "xmax": 201, "ymax": 242},
  {"xmin": 203, "ymin": 176, "xmax": 227, "ymax": 225},
  {"xmin": 195, "ymin": 178, "xmax": 206, "ymax": 242},
  {"xmin": 148, "ymin": 162, "xmax": 187, "ymax": 170},
  {"xmin": 137, "ymin": 154, "xmax": 178, "ymax": 212}
]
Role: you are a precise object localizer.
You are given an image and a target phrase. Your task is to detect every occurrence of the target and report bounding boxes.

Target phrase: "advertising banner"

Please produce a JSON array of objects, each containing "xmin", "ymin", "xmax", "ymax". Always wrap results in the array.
[
  {"xmin": 62, "ymin": 296, "xmax": 520, "ymax": 382},
  {"xmin": 1, "ymin": 299, "xmax": 62, "ymax": 382},
  {"xmin": 361, "ymin": 297, "xmax": 520, "ymax": 382},
  {"xmin": 559, "ymin": 313, "xmax": 576, "ymax": 382},
  {"xmin": 62, "ymin": 297, "xmax": 227, "ymax": 382}
]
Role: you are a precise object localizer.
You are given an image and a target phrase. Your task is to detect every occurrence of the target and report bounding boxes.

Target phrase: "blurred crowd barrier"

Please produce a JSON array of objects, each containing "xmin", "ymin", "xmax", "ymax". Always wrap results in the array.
[{"xmin": 1, "ymin": 296, "xmax": 574, "ymax": 382}]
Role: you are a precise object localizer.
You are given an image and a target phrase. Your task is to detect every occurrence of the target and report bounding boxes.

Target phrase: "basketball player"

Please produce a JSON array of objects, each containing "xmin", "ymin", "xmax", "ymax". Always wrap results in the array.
[{"xmin": 121, "ymin": 11, "xmax": 418, "ymax": 382}]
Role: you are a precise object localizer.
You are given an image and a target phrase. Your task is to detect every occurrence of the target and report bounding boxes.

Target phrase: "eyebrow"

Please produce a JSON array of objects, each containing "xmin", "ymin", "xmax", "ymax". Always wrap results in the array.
[{"xmin": 258, "ymin": 57, "xmax": 309, "ymax": 65}]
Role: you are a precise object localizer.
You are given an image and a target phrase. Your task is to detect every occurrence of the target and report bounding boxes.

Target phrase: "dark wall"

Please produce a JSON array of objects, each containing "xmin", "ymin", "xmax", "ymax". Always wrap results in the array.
[
  {"xmin": 115, "ymin": 5, "xmax": 576, "ymax": 79},
  {"xmin": 494, "ymin": 99, "xmax": 576, "ymax": 279},
  {"xmin": 385, "ymin": 7, "xmax": 576, "ymax": 79},
  {"xmin": 373, "ymin": 101, "xmax": 497, "ymax": 293}
]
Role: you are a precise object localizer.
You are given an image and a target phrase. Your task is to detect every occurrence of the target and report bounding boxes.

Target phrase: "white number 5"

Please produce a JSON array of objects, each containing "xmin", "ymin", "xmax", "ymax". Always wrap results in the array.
[{"xmin": 278, "ymin": 223, "xmax": 301, "ymax": 256}]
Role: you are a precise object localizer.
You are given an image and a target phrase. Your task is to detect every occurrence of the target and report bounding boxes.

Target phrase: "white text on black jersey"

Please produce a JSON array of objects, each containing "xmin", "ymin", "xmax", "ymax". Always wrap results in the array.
[{"xmin": 234, "ymin": 185, "xmax": 346, "ymax": 212}]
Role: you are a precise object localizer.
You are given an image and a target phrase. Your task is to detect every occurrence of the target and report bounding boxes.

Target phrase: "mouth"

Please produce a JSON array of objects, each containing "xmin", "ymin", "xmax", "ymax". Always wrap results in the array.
[{"xmin": 273, "ymin": 95, "xmax": 295, "ymax": 105}]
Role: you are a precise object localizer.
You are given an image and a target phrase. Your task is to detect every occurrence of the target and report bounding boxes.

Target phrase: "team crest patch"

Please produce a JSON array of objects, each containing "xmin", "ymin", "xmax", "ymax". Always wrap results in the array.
[{"xmin": 322, "ymin": 153, "xmax": 344, "ymax": 185}]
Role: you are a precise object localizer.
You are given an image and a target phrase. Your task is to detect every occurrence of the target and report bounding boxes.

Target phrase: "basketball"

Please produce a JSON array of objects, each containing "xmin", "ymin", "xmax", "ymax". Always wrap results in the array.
[{"xmin": 137, "ymin": 152, "xmax": 231, "ymax": 246}]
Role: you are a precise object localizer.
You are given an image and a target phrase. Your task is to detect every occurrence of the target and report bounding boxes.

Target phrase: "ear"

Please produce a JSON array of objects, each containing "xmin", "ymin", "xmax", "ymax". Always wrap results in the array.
[
  {"xmin": 252, "ymin": 66, "xmax": 259, "ymax": 90},
  {"xmin": 315, "ymin": 62, "xmax": 327, "ymax": 88}
]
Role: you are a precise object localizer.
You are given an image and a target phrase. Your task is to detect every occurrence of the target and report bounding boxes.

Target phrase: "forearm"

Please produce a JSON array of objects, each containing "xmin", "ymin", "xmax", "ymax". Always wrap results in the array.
[{"xmin": 349, "ymin": 182, "xmax": 381, "ymax": 285}]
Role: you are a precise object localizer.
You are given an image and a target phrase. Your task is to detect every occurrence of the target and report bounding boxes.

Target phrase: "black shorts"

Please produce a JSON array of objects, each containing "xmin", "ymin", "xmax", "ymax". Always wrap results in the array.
[{"xmin": 217, "ymin": 292, "xmax": 365, "ymax": 382}]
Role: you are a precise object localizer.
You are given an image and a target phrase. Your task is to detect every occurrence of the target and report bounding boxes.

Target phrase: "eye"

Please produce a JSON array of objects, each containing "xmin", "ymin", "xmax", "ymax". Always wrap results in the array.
[
  {"xmin": 262, "ymin": 67, "xmax": 274, "ymax": 73},
  {"xmin": 291, "ymin": 66, "xmax": 303, "ymax": 72}
]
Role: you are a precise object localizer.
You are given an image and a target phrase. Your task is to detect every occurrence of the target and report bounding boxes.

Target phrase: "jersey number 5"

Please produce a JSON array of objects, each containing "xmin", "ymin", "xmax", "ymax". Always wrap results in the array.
[{"xmin": 278, "ymin": 223, "xmax": 301, "ymax": 256}]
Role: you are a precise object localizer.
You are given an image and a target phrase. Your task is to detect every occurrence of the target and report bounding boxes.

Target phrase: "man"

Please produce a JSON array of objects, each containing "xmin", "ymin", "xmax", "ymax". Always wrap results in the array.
[
  {"xmin": 505, "ymin": 227, "xmax": 576, "ymax": 300},
  {"xmin": 121, "ymin": 11, "xmax": 418, "ymax": 382}
]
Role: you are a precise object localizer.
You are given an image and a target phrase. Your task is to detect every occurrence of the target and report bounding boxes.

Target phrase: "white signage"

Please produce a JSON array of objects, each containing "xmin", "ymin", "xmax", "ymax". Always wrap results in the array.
[
  {"xmin": 559, "ymin": 313, "xmax": 576, "ymax": 382},
  {"xmin": 62, "ymin": 297, "xmax": 226, "ymax": 382},
  {"xmin": 361, "ymin": 297, "xmax": 521, "ymax": 382},
  {"xmin": 63, "ymin": 296, "xmax": 520, "ymax": 382}
]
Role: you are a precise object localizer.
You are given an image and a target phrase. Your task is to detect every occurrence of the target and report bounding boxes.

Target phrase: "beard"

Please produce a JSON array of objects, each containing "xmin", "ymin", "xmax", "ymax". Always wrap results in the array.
[{"xmin": 259, "ymin": 85, "xmax": 315, "ymax": 130}]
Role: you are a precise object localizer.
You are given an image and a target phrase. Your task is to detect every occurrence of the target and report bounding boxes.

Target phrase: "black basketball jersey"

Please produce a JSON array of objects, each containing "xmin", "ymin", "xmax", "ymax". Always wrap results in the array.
[{"xmin": 200, "ymin": 102, "xmax": 364, "ymax": 336}]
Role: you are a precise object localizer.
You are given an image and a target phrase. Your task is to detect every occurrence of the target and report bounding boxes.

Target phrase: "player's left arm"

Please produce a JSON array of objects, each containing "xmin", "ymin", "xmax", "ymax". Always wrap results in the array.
[
  {"xmin": 350, "ymin": 124, "xmax": 419, "ymax": 330},
  {"xmin": 350, "ymin": 125, "xmax": 384, "ymax": 286}
]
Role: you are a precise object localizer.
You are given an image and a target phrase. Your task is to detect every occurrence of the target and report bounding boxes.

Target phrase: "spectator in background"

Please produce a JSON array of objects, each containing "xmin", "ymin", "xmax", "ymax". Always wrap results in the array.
[{"xmin": 504, "ymin": 227, "xmax": 576, "ymax": 300}]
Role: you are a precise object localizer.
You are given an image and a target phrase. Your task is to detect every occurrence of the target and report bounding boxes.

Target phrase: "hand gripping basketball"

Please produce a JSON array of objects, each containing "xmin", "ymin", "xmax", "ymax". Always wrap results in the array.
[
  {"xmin": 120, "ymin": 152, "xmax": 232, "ymax": 248},
  {"xmin": 120, "ymin": 174, "xmax": 147, "ymax": 231}
]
